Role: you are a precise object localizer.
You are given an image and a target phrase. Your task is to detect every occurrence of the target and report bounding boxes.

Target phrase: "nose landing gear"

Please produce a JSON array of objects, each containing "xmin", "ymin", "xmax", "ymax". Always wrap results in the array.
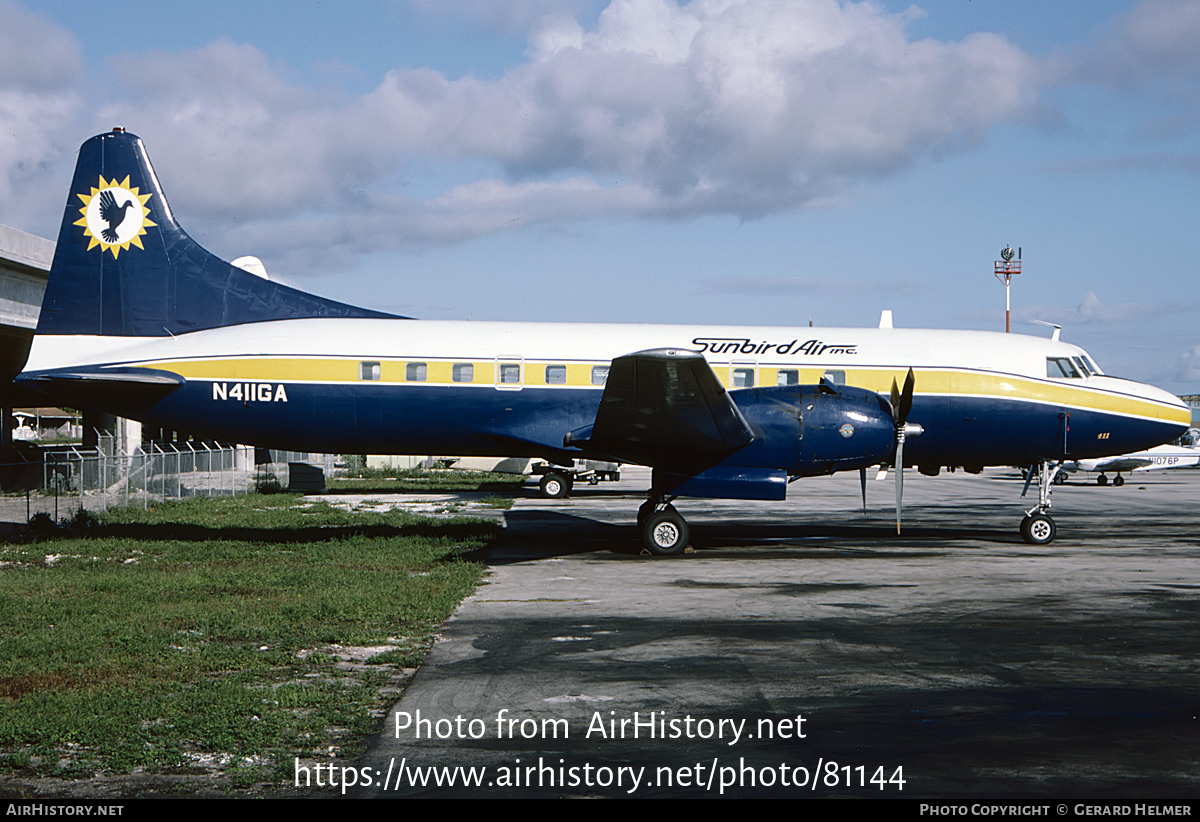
[{"xmin": 1020, "ymin": 459, "xmax": 1060, "ymax": 544}]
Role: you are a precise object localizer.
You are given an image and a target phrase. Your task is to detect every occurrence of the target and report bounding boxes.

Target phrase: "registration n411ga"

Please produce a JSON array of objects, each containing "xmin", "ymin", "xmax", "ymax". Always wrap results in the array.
[{"xmin": 212, "ymin": 382, "xmax": 289, "ymax": 402}]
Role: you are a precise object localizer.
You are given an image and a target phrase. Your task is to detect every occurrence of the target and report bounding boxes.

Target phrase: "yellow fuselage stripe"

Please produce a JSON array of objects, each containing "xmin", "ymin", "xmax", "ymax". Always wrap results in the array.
[{"xmin": 136, "ymin": 357, "xmax": 1189, "ymax": 425}]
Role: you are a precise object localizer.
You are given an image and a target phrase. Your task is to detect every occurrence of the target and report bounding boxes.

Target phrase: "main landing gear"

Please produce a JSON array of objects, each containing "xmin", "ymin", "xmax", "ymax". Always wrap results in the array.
[
  {"xmin": 638, "ymin": 496, "xmax": 689, "ymax": 556},
  {"xmin": 635, "ymin": 456, "xmax": 1069, "ymax": 554},
  {"xmin": 538, "ymin": 471, "xmax": 573, "ymax": 499},
  {"xmin": 1020, "ymin": 459, "xmax": 1060, "ymax": 545},
  {"xmin": 1096, "ymin": 473, "xmax": 1124, "ymax": 487}
]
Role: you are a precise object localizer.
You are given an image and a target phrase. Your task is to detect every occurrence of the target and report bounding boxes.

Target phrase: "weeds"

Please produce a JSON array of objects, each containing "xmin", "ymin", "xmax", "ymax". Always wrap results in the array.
[
  {"xmin": 0, "ymin": 492, "xmax": 496, "ymax": 787},
  {"xmin": 329, "ymin": 467, "xmax": 524, "ymax": 494}
]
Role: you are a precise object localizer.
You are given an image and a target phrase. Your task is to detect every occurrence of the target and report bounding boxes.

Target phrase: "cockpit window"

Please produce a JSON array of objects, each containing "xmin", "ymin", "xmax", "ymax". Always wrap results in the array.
[
  {"xmin": 1047, "ymin": 357, "xmax": 1081, "ymax": 379},
  {"xmin": 1081, "ymin": 355, "xmax": 1102, "ymax": 375},
  {"xmin": 1072, "ymin": 357, "xmax": 1092, "ymax": 377}
]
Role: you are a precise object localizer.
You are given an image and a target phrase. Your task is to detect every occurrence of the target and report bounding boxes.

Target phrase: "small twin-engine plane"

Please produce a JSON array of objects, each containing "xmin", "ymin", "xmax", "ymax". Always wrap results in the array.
[
  {"xmin": 1058, "ymin": 431, "xmax": 1200, "ymax": 486},
  {"xmin": 16, "ymin": 130, "xmax": 1191, "ymax": 553}
]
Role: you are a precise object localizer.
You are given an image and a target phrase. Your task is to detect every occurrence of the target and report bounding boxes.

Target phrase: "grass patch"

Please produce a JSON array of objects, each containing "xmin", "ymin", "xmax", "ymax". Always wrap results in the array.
[
  {"xmin": 329, "ymin": 467, "xmax": 525, "ymax": 494},
  {"xmin": 0, "ymin": 493, "xmax": 496, "ymax": 786}
]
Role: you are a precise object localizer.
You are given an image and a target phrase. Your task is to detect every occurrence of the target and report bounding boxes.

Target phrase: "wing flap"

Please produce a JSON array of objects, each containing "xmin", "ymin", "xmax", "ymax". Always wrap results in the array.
[{"xmin": 569, "ymin": 348, "xmax": 754, "ymax": 471}]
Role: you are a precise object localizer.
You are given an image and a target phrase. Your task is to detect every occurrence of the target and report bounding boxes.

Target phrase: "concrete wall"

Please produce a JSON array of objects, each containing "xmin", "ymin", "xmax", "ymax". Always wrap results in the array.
[{"xmin": 0, "ymin": 224, "xmax": 51, "ymax": 333}]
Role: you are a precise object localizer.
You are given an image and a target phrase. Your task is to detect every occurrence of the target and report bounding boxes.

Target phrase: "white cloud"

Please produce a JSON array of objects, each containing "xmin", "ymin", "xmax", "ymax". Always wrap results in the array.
[
  {"xmin": 0, "ymin": 1, "xmax": 83, "ymax": 229},
  {"xmin": 1064, "ymin": 0, "xmax": 1200, "ymax": 102},
  {"xmin": 386, "ymin": 0, "xmax": 1040, "ymax": 218},
  {"xmin": 1010, "ymin": 290, "xmax": 1189, "ymax": 327},
  {"xmin": 410, "ymin": 0, "xmax": 602, "ymax": 35},
  {"xmin": 702, "ymin": 274, "xmax": 923, "ymax": 297},
  {"xmin": 1106, "ymin": 0, "xmax": 1200, "ymax": 81},
  {"xmin": 0, "ymin": 0, "xmax": 81, "ymax": 91},
  {"xmin": 1178, "ymin": 344, "xmax": 1200, "ymax": 384},
  {"xmin": 2, "ymin": 0, "xmax": 1043, "ymax": 270},
  {"xmin": 100, "ymin": 40, "xmax": 360, "ymax": 217}
]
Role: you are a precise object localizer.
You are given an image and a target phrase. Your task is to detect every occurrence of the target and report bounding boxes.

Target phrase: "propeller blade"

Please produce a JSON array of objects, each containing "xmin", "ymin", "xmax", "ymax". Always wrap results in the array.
[
  {"xmin": 898, "ymin": 367, "xmax": 915, "ymax": 426},
  {"xmin": 875, "ymin": 465, "xmax": 889, "ymax": 481},
  {"xmin": 891, "ymin": 367, "xmax": 917, "ymax": 535},
  {"xmin": 859, "ymin": 467, "xmax": 868, "ymax": 513},
  {"xmin": 1020, "ymin": 465, "xmax": 1035, "ymax": 498}
]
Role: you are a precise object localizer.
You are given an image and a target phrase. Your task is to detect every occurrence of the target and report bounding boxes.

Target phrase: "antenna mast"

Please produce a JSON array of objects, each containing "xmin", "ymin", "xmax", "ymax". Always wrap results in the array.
[{"xmin": 994, "ymin": 245, "xmax": 1022, "ymax": 333}]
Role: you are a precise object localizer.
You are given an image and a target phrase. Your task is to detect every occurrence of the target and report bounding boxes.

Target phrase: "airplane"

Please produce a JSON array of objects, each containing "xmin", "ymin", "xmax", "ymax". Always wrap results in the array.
[
  {"xmin": 14, "ymin": 129, "xmax": 1192, "ymax": 554},
  {"xmin": 1056, "ymin": 430, "xmax": 1200, "ymax": 486}
]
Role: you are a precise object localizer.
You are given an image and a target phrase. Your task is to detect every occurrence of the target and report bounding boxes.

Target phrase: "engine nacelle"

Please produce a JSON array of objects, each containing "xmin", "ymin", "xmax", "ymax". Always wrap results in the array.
[
  {"xmin": 652, "ymin": 384, "xmax": 896, "ymax": 500},
  {"xmin": 726, "ymin": 383, "xmax": 895, "ymax": 476}
]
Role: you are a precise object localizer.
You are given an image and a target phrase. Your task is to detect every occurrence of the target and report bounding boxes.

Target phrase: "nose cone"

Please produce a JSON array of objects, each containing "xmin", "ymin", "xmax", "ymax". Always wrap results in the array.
[
  {"xmin": 1123, "ymin": 379, "xmax": 1190, "ymax": 415},
  {"xmin": 1082, "ymin": 376, "xmax": 1191, "ymax": 456},
  {"xmin": 799, "ymin": 386, "xmax": 895, "ymax": 472}
]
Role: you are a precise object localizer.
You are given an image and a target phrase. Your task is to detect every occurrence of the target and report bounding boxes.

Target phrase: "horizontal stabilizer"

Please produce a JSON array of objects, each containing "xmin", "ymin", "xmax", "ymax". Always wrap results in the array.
[
  {"xmin": 17, "ymin": 366, "xmax": 183, "ymax": 414},
  {"xmin": 21, "ymin": 368, "xmax": 184, "ymax": 385}
]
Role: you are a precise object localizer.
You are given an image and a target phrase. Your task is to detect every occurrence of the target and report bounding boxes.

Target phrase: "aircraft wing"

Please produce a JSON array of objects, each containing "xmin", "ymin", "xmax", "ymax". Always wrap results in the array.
[
  {"xmin": 1087, "ymin": 456, "xmax": 1154, "ymax": 473},
  {"xmin": 564, "ymin": 348, "xmax": 754, "ymax": 472}
]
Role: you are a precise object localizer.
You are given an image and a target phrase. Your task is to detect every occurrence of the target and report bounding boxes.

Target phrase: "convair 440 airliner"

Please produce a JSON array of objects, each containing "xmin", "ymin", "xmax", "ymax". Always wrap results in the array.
[{"xmin": 17, "ymin": 130, "xmax": 1190, "ymax": 553}]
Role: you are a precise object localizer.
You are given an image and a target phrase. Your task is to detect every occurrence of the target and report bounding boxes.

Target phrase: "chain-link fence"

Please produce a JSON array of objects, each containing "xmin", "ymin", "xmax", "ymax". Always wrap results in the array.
[
  {"xmin": 0, "ymin": 437, "xmax": 258, "ymax": 524},
  {"xmin": 0, "ymin": 434, "xmax": 354, "ymax": 524}
]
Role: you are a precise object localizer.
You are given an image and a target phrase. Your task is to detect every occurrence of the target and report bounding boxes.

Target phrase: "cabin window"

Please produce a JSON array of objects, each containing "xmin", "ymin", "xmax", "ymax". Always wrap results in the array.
[
  {"xmin": 405, "ymin": 362, "xmax": 427, "ymax": 382},
  {"xmin": 1047, "ymin": 357, "xmax": 1081, "ymax": 379},
  {"xmin": 591, "ymin": 366, "xmax": 609, "ymax": 386},
  {"xmin": 777, "ymin": 369, "xmax": 799, "ymax": 386},
  {"xmin": 823, "ymin": 370, "xmax": 845, "ymax": 386},
  {"xmin": 499, "ymin": 363, "xmax": 521, "ymax": 384},
  {"xmin": 545, "ymin": 365, "xmax": 567, "ymax": 385},
  {"xmin": 732, "ymin": 367, "xmax": 755, "ymax": 388},
  {"xmin": 360, "ymin": 361, "xmax": 381, "ymax": 381},
  {"xmin": 452, "ymin": 363, "xmax": 474, "ymax": 383}
]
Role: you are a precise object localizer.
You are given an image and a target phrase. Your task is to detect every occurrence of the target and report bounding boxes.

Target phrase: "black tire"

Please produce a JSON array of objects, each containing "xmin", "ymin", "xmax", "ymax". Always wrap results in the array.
[
  {"xmin": 1052, "ymin": 470, "xmax": 1066, "ymax": 485},
  {"xmin": 1097, "ymin": 475, "xmax": 1108, "ymax": 486},
  {"xmin": 642, "ymin": 509, "xmax": 689, "ymax": 556},
  {"xmin": 1020, "ymin": 513, "xmax": 1056, "ymax": 545},
  {"xmin": 539, "ymin": 473, "xmax": 570, "ymax": 499},
  {"xmin": 1113, "ymin": 475, "xmax": 1125, "ymax": 487}
]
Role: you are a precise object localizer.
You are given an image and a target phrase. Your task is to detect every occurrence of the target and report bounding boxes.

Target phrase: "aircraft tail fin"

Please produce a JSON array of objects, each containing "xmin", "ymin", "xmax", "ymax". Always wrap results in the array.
[{"xmin": 38, "ymin": 128, "xmax": 396, "ymax": 337}]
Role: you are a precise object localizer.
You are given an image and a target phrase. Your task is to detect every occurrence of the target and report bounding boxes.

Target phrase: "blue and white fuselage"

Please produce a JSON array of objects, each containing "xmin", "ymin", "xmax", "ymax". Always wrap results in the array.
[
  {"xmin": 15, "ymin": 129, "xmax": 1191, "ymax": 551},
  {"xmin": 24, "ymin": 319, "xmax": 1186, "ymax": 469}
]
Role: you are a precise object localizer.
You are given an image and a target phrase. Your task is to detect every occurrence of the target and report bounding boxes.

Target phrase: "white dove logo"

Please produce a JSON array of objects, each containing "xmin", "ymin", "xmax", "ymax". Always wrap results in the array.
[{"xmin": 75, "ymin": 175, "xmax": 155, "ymax": 259}]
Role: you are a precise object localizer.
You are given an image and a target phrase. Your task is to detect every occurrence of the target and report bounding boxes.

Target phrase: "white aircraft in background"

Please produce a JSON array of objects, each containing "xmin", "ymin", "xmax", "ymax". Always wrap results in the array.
[
  {"xmin": 1056, "ymin": 428, "xmax": 1200, "ymax": 486},
  {"xmin": 14, "ymin": 129, "xmax": 1192, "ymax": 552}
]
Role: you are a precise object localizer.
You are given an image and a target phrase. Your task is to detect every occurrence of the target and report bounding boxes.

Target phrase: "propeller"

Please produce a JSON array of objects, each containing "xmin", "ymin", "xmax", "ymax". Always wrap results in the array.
[{"xmin": 890, "ymin": 368, "xmax": 923, "ymax": 534}]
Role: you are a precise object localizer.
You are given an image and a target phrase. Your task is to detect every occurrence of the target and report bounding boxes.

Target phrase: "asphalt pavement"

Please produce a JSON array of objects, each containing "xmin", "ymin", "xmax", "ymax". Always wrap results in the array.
[{"xmin": 347, "ymin": 466, "xmax": 1200, "ymax": 799}]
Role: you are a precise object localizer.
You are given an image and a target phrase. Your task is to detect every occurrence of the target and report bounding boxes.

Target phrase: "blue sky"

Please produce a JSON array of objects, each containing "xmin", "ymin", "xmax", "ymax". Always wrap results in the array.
[{"xmin": 2, "ymin": 0, "xmax": 1198, "ymax": 393}]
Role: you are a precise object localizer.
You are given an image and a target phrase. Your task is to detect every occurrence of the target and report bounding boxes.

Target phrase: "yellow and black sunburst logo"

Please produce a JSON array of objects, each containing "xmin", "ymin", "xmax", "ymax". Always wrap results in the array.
[{"xmin": 74, "ymin": 175, "xmax": 155, "ymax": 259}]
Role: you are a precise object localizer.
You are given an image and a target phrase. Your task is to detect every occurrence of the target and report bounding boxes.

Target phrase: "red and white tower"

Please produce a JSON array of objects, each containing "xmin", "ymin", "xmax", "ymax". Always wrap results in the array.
[{"xmin": 994, "ymin": 245, "xmax": 1021, "ymax": 333}]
